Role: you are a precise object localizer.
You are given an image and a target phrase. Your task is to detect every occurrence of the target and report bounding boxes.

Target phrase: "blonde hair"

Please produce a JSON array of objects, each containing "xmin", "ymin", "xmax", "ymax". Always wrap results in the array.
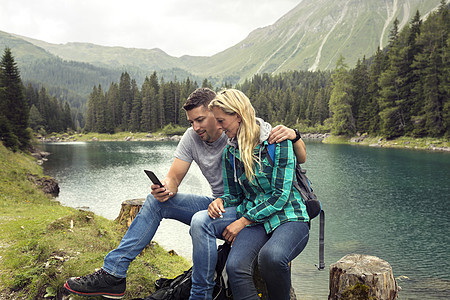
[{"xmin": 209, "ymin": 89, "xmax": 260, "ymax": 180}]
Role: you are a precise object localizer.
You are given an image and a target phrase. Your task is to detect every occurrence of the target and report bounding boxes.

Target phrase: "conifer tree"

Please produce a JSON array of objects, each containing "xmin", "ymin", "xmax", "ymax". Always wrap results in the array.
[
  {"xmin": 388, "ymin": 18, "xmax": 399, "ymax": 47},
  {"xmin": 140, "ymin": 77, "xmax": 153, "ymax": 132},
  {"xmin": 378, "ymin": 21, "xmax": 409, "ymax": 138},
  {"xmin": 0, "ymin": 48, "xmax": 30, "ymax": 150},
  {"xmin": 158, "ymin": 78, "xmax": 166, "ymax": 128},
  {"xmin": 364, "ymin": 47, "xmax": 386, "ymax": 135},
  {"xmin": 329, "ymin": 55, "xmax": 355, "ymax": 136},
  {"xmin": 163, "ymin": 81, "xmax": 177, "ymax": 126},
  {"xmin": 63, "ymin": 102, "xmax": 73, "ymax": 131},
  {"xmin": 105, "ymin": 82, "xmax": 120, "ymax": 132},
  {"xmin": 84, "ymin": 86, "xmax": 98, "ymax": 132},
  {"xmin": 411, "ymin": 3, "xmax": 449, "ymax": 137},
  {"xmin": 119, "ymin": 72, "xmax": 132, "ymax": 130},
  {"xmin": 29, "ymin": 104, "xmax": 44, "ymax": 131},
  {"xmin": 351, "ymin": 58, "xmax": 370, "ymax": 133},
  {"xmin": 95, "ymin": 85, "xmax": 107, "ymax": 133},
  {"xmin": 129, "ymin": 79, "xmax": 141, "ymax": 132}
]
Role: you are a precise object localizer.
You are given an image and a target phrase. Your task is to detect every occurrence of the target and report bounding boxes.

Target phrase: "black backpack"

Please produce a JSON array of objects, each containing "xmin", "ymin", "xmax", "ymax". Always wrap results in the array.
[
  {"xmin": 230, "ymin": 143, "xmax": 325, "ymax": 270},
  {"xmin": 138, "ymin": 242, "xmax": 232, "ymax": 300}
]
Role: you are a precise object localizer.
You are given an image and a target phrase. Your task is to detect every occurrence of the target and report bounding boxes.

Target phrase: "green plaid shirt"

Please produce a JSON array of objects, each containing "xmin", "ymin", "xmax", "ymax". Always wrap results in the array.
[{"xmin": 220, "ymin": 139, "xmax": 309, "ymax": 234}]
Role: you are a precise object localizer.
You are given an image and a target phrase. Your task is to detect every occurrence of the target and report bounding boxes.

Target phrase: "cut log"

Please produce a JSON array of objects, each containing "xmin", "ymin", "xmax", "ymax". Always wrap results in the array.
[
  {"xmin": 329, "ymin": 254, "xmax": 399, "ymax": 300},
  {"xmin": 116, "ymin": 199, "xmax": 297, "ymax": 299}
]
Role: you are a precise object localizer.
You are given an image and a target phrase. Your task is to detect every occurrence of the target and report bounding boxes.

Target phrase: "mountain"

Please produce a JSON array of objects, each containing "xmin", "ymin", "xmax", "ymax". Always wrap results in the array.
[
  {"xmin": 185, "ymin": 0, "xmax": 442, "ymax": 79},
  {"xmin": 0, "ymin": 30, "xmax": 202, "ymax": 100},
  {"xmin": 14, "ymin": 0, "xmax": 442, "ymax": 78},
  {"xmin": 13, "ymin": 36, "xmax": 180, "ymax": 71},
  {"xmin": 0, "ymin": 0, "xmax": 443, "ymax": 105}
]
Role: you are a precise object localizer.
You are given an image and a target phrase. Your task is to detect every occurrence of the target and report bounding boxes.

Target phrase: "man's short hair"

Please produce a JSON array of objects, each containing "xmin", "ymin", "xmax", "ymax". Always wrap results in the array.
[{"xmin": 183, "ymin": 88, "xmax": 216, "ymax": 111}]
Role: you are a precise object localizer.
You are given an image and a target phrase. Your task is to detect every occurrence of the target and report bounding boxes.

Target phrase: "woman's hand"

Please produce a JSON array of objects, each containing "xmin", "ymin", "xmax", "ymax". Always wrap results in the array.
[
  {"xmin": 208, "ymin": 198, "xmax": 225, "ymax": 219},
  {"xmin": 222, "ymin": 217, "xmax": 252, "ymax": 244},
  {"xmin": 268, "ymin": 125, "xmax": 296, "ymax": 144}
]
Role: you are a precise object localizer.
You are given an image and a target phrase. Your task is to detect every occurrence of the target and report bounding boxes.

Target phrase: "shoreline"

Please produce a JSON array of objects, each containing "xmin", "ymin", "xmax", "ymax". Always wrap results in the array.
[
  {"xmin": 35, "ymin": 132, "xmax": 449, "ymax": 153},
  {"xmin": 36, "ymin": 132, "xmax": 183, "ymax": 143},
  {"xmin": 322, "ymin": 135, "xmax": 449, "ymax": 152}
]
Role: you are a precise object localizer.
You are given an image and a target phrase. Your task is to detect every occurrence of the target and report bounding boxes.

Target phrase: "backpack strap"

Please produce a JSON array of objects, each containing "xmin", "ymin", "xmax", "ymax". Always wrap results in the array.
[
  {"xmin": 316, "ymin": 210, "xmax": 325, "ymax": 270},
  {"xmin": 229, "ymin": 150, "xmax": 234, "ymax": 170},
  {"xmin": 265, "ymin": 143, "xmax": 275, "ymax": 166}
]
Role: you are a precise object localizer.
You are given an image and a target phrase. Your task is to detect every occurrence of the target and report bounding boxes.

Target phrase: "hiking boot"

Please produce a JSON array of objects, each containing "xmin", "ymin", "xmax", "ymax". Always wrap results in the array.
[{"xmin": 64, "ymin": 268, "xmax": 126, "ymax": 299}]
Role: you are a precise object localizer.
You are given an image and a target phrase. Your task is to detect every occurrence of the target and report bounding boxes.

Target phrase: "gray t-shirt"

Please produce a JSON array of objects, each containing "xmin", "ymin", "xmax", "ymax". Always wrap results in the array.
[{"xmin": 174, "ymin": 127, "xmax": 228, "ymax": 198}]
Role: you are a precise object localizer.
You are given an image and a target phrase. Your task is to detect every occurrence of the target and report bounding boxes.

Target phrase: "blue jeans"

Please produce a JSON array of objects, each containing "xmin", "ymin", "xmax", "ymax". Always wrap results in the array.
[
  {"xmin": 189, "ymin": 208, "xmax": 309, "ymax": 300},
  {"xmin": 102, "ymin": 193, "xmax": 213, "ymax": 278},
  {"xmin": 189, "ymin": 207, "xmax": 238, "ymax": 299},
  {"xmin": 227, "ymin": 222, "xmax": 309, "ymax": 300}
]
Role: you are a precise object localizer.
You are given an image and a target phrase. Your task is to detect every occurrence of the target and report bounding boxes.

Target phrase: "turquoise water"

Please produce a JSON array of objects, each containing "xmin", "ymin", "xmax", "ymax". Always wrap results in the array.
[{"xmin": 41, "ymin": 141, "xmax": 450, "ymax": 299}]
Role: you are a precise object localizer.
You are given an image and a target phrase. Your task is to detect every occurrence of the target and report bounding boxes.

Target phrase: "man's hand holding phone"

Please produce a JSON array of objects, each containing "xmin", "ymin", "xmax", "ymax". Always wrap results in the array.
[{"xmin": 145, "ymin": 170, "xmax": 173, "ymax": 202}]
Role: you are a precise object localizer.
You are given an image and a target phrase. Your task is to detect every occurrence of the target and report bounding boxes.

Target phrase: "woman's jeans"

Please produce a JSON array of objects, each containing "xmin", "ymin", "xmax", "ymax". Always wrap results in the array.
[
  {"xmin": 102, "ymin": 193, "xmax": 213, "ymax": 278},
  {"xmin": 189, "ymin": 207, "xmax": 309, "ymax": 300}
]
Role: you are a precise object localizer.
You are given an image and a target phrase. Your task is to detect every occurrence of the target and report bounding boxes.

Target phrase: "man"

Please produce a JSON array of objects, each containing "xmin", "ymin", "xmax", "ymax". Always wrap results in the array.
[{"xmin": 64, "ymin": 88, "xmax": 306, "ymax": 299}]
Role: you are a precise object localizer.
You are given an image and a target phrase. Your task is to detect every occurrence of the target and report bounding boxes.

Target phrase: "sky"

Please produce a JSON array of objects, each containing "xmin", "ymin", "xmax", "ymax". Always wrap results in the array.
[{"xmin": 1, "ymin": 0, "xmax": 302, "ymax": 57}]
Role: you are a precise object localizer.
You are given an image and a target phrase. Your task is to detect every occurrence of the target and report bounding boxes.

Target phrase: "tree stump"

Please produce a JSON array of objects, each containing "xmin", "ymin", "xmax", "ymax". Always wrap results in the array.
[
  {"xmin": 329, "ymin": 254, "xmax": 399, "ymax": 300},
  {"xmin": 115, "ymin": 198, "xmax": 145, "ymax": 230},
  {"xmin": 116, "ymin": 199, "xmax": 297, "ymax": 299}
]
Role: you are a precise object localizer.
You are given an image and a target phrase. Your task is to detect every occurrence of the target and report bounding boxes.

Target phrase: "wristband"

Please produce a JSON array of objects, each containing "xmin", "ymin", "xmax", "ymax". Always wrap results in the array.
[{"xmin": 291, "ymin": 129, "xmax": 301, "ymax": 143}]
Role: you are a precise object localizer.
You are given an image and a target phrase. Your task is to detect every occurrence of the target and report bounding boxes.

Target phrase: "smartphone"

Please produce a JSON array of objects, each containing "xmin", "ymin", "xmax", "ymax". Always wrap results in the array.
[{"xmin": 144, "ymin": 170, "xmax": 163, "ymax": 187}]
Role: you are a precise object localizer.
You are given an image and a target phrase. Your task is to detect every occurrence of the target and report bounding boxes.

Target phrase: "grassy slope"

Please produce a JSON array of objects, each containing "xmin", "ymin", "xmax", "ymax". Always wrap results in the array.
[{"xmin": 0, "ymin": 143, "xmax": 190, "ymax": 299}]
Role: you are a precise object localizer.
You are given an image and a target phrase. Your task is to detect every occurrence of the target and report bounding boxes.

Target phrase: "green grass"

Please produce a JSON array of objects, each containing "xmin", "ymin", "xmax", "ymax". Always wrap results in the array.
[{"xmin": 0, "ymin": 143, "xmax": 190, "ymax": 299}]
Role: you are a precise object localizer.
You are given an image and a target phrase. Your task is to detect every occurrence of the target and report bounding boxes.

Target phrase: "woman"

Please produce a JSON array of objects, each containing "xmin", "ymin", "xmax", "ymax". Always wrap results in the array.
[{"xmin": 189, "ymin": 89, "xmax": 309, "ymax": 300}]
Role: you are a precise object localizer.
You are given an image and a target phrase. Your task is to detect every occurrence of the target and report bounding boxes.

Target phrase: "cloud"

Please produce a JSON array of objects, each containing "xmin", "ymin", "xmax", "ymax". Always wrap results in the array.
[{"xmin": 0, "ymin": 0, "xmax": 301, "ymax": 57}]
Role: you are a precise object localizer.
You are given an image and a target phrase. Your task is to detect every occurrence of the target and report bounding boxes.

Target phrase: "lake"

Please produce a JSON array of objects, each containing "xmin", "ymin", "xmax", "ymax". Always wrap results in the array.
[{"xmin": 41, "ymin": 140, "xmax": 450, "ymax": 299}]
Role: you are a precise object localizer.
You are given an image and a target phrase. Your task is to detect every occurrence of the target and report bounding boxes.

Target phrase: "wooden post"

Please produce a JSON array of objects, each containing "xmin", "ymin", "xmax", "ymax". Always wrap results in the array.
[
  {"xmin": 116, "ymin": 199, "xmax": 297, "ymax": 299},
  {"xmin": 329, "ymin": 254, "xmax": 399, "ymax": 300}
]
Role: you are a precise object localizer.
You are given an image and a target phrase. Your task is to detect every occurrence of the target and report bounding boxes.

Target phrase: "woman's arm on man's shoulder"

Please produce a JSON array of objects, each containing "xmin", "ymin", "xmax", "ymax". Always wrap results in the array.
[{"xmin": 268, "ymin": 125, "xmax": 306, "ymax": 163}]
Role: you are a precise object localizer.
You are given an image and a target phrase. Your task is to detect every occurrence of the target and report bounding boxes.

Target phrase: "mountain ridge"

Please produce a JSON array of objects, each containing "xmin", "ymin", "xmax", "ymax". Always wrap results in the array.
[
  {"xmin": 0, "ymin": 0, "xmax": 444, "ymax": 106},
  {"xmin": 7, "ymin": 0, "xmax": 443, "ymax": 79}
]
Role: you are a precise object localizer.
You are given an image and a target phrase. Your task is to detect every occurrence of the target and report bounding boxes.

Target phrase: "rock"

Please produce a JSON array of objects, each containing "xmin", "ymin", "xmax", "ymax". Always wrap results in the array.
[
  {"xmin": 302, "ymin": 133, "xmax": 330, "ymax": 139},
  {"xmin": 350, "ymin": 135, "xmax": 368, "ymax": 143},
  {"xmin": 31, "ymin": 151, "xmax": 51, "ymax": 161},
  {"xmin": 170, "ymin": 135, "xmax": 182, "ymax": 141},
  {"xmin": 27, "ymin": 173, "xmax": 60, "ymax": 196}
]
